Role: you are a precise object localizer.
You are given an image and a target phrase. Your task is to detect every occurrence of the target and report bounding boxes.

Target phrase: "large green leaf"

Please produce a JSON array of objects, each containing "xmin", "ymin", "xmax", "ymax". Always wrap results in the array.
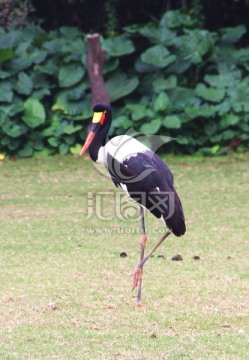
[
  {"xmin": 29, "ymin": 49, "xmax": 48, "ymax": 65},
  {"xmin": 106, "ymin": 73, "xmax": 139, "ymax": 102},
  {"xmin": 0, "ymin": 70, "xmax": 10, "ymax": 79},
  {"xmin": 140, "ymin": 119, "xmax": 161, "ymax": 135},
  {"xmin": 179, "ymin": 30, "xmax": 216, "ymax": 64},
  {"xmin": 21, "ymin": 24, "xmax": 47, "ymax": 43},
  {"xmin": 141, "ymin": 45, "xmax": 176, "ymax": 68},
  {"xmin": 204, "ymin": 69, "xmax": 241, "ymax": 89},
  {"xmin": 59, "ymin": 64, "xmax": 85, "ymax": 87},
  {"xmin": 1, "ymin": 98, "xmax": 23, "ymax": 116},
  {"xmin": 2, "ymin": 122, "xmax": 27, "ymax": 138},
  {"xmin": 154, "ymin": 92, "xmax": 170, "ymax": 112},
  {"xmin": 0, "ymin": 81, "xmax": 13, "ymax": 102},
  {"xmin": 59, "ymin": 143, "xmax": 69, "ymax": 155},
  {"xmin": 196, "ymin": 84, "xmax": 225, "ymax": 103},
  {"xmin": 6, "ymin": 56, "xmax": 33, "ymax": 73},
  {"xmin": 125, "ymin": 104, "xmax": 147, "ymax": 121},
  {"xmin": 22, "ymin": 98, "xmax": 46, "ymax": 128},
  {"xmin": 15, "ymin": 72, "xmax": 33, "ymax": 95},
  {"xmin": 139, "ymin": 24, "xmax": 176, "ymax": 46},
  {"xmin": 220, "ymin": 25, "xmax": 247, "ymax": 44},
  {"xmin": 43, "ymin": 39, "xmax": 65, "ymax": 54},
  {"xmin": 162, "ymin": 115, "xmax": 181, "ymax": 129},
  {"xmin": 18, "ymin": 143, "xmax": 33, "ymax": 157},
  {"xmin": 176, "ymin": 136, "xmax": 189, "ymax": 145},
  {"xmin": 221, "ymin": 129, "xmax": 236, "ymax": 140},
  {"xmin": 67, "ymin": 83, "xmax": 88, "ymax": 101},
  {"xmin": 0, "ymin": 30, "xmax": 22, "ymax": 48},
  {"xmin": 220, "ymin": 114, "xmax": 240, "ymax": 129},
  {"xmin": 230, "ymin": 79, "xmax": 249, "ymax": 112},
  {"xmin": 48, "ymin": 137, "xmax": 60, "ymax": 147},
  {"xmin": 212, "ymin": 44, "xmax": 236, "ymax": 66},
  {"xmin": 52, "ymin": 91, "xmax": 90, "ymax": 116},
  {"xmin": 214, "ymin": 100, "xmax": 231, "ymax": 115},
  {"xmin": 153, "ymin": 75, "xmax": 177, "ymax": 93},
  {"xmin": 61, "ymin": 38, "xmax": 84, "ymax": 55},
  {"xmin": 161, "ymin": 10, "xmax": 198, "ymax": 29},
  {"xmin": 0, "ymin": 48, "xmax": 14, "ymax": 63},
  {"xmin": 166, "ymin": 57, "xmax": 191, "ymax": 74},
  {"xmin": 102, "ymin": 36, "xmax": 135, "ymax": 56},
  {"xmin": 63, "ymin": 124, "xmax": 82, "ymax": 135},
  {"xmin": 41, "ymin": 113, "xmax": 61, "ymax": 138},
  {"xmin": 168, "ymin": 87, "xmax": 200, "ymax": 108},
  {"xmin": 35, "ymin": 59, "xmax": 59, "ymax": 75},
  {"xmin": 185, "ymin": 105, "xmax": 217, "ymax": 118},
  {"xmin": 103, "ymin": 58, "xmax": 119, "ymax": 74}
]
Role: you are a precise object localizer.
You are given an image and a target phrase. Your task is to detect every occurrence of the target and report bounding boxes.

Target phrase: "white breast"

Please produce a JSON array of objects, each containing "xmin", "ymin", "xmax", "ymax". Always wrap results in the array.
[{"xmin": 96, "ymin": 135, "xmax": 149, "ymax": 164}]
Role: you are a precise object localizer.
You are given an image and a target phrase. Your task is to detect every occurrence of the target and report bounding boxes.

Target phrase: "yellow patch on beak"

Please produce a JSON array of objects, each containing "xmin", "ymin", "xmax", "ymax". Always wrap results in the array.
[{"xmin": 92, "ymin": 112, "xmax": 105, "ymax": 123}]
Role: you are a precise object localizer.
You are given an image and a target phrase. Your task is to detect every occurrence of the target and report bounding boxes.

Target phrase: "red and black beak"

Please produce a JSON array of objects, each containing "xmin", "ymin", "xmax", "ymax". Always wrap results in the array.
[
  {"xmin": 79, "ymin": 129, "xmax": 96, "ymax": 156},
  {"xmin": 80, "ymin": 111, "xmax": 106, "ymax": 156}
]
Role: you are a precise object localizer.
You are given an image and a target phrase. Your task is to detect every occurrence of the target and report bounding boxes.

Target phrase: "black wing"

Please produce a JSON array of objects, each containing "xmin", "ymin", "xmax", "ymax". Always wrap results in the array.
[{"xmin": 107, "ymin": 151, "xmax": 186, "ymax": 236}]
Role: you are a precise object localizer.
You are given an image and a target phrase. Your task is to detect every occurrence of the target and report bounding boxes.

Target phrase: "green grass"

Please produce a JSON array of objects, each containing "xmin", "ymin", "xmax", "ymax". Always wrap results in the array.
[{"xmin": 0, "ymin": 153, "xmax": 248, "ymax": 359}]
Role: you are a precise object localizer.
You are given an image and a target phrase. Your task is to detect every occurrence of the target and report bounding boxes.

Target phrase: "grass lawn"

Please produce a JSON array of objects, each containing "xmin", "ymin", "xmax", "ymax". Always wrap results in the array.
[{"xmin": 0, "ymin": 153, "xmax": 248, "ymax": 359}]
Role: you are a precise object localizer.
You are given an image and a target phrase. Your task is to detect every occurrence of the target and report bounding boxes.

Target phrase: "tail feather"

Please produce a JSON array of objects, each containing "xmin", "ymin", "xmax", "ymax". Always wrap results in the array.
[{"xmin": 163, "ymin": 195, "xmax": 186, "ymax": 237}]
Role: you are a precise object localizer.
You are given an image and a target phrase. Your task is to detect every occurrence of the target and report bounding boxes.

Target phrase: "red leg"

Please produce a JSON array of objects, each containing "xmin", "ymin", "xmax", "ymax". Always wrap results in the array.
[
  {"xmin": 133, "ymin": 231, "xmax": 171, "ymax": 301},
  {"xmin": 132, "ymin": 207, "xmax": 147, "ymax": 306},
  {"xmin": 134, "ymin": 234, "xmax": 147, "ymax": 307}
]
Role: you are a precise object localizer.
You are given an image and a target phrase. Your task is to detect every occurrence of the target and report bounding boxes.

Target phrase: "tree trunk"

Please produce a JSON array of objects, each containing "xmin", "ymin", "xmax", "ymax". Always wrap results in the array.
[{"xmin": 86, "ymin": 33, "xmax": 110, "ymax": 107}]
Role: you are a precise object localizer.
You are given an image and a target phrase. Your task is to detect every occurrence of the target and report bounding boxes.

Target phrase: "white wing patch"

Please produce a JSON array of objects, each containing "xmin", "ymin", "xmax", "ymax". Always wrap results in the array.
[{"xmin": 96, "ymin": 135, "xmax": 150, "ymax": 164}]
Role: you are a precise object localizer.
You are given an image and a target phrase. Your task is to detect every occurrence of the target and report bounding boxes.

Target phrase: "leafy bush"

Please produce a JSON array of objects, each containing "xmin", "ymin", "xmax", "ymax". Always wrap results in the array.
[
  {"xmin": 110, "ymin": 10, "xmax": 249, "ymax": 155},
  {"xmin": 0, "ymin": 23, "xmax": 141, "ymax": 157},
  {"xmin": 1, "ymin": 10, "xmax": 249, "ymax": 157},
  {"xmin": 0, "ymin": 25, "xmax": 88, "ymax": 156}
]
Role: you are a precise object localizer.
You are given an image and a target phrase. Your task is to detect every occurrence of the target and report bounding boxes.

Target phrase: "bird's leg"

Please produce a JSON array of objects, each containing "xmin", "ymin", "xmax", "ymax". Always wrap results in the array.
[
  {"xmin": 133, "ymin": 230, "xmax": 171, "ymax": 291},
  {"xmin": 134, "ymin": 207, "xmax": 147, "ymax": 307}
]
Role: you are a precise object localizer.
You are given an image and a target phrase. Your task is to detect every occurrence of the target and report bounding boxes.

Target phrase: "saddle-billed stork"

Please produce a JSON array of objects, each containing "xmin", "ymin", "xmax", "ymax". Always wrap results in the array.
[{"xmin": 80, "ymin": 103, "xmax": 186, "ymax": 306}]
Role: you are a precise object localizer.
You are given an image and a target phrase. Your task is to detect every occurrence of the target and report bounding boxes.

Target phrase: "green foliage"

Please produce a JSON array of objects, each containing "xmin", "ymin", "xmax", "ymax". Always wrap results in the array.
[
  {"xmin": 22, "ymin": 98, "xmax": 45, "ymax": 128},
  {"xmin": 0, "ymin": 22, "xmax": 143, "ymax": 157},
  {"xmin": 141, "ymin": 45, "xmax": 176, "ymax": 69},
  {"xmin": 1, "ymin": 9, "xmax": 249, "ymax": 157},
  {"xmin": 0, "ymin": 25, "xmax": 89, "ymax": 156},
  {"xmin": 110, "ymin": 11, "xmax": 249, "ymax": 155},
  {"xmin": 106, "ymin": 73, "xmax": 139, "ymax": 102}
]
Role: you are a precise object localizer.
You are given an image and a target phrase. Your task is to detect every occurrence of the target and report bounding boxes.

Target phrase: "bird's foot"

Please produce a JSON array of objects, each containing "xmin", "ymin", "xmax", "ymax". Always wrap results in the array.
[
  {"xmin": 135, "ymin": 301, "xmax": 143, "ymax": 307},
  {"xmin": 132, "ymin": 268, "xmax": 142, "ymax": 291}
]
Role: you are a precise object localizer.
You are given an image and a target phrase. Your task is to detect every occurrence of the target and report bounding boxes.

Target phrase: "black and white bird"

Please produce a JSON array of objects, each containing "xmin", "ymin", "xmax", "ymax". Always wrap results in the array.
[{"xmin": 80, "ymin": 103, "xmax": 186, "ymax": 306}]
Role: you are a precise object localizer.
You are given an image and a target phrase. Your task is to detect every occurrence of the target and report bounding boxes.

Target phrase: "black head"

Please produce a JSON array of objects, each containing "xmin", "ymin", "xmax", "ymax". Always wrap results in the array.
[
  {"xmin": 80, "ymin": 103, "xmax": 112, "ymax": 156},
  {"xmin": 93, "ymin": 103, "xmax": 112, "ymax": 114}
]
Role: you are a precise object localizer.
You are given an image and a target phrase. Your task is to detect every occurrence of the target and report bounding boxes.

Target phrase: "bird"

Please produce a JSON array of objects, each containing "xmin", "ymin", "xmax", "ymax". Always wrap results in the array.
[{"xmin": 80, "ymin": 103, "xmax": 186, "ymax": 306}]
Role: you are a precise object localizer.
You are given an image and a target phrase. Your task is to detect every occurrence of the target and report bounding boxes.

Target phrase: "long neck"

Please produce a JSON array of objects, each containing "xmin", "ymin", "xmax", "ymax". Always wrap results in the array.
[{"xmin": 88, "ymin": 112, "xmax": 111, "ymax": 162}]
